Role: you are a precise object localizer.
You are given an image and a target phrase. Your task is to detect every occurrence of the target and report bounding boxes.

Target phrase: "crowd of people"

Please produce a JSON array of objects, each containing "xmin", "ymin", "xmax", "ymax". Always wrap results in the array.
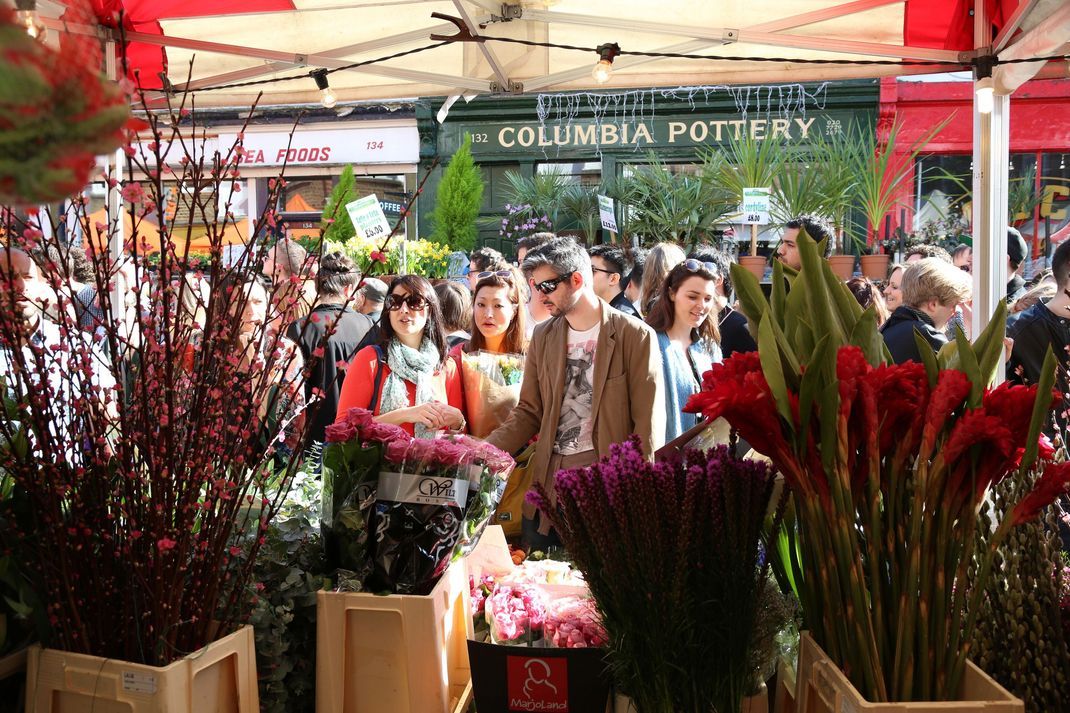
[{"xmin": 2, "ymin": 213, "xmax": 1067, "ymax": 549}]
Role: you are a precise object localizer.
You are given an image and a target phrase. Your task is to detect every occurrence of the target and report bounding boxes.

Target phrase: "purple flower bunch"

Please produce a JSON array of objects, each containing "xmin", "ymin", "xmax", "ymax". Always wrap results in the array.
[
  {"xmin": 499, "ymin": 203, "xmax": 553, "ymax": 241},
  {"xmin": 532, "ymin": 435, "xmax": 779, "ymax": 713}
]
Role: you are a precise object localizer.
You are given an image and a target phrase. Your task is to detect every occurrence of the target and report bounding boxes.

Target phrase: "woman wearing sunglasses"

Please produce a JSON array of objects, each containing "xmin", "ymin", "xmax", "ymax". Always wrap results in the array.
[
  {"xmin": 645, "ymin": 259, "xmax": 723, "ymax": 442},
  {"xmin": 336, "ymin": 275, "xmax": 465, "ymax": 436}
]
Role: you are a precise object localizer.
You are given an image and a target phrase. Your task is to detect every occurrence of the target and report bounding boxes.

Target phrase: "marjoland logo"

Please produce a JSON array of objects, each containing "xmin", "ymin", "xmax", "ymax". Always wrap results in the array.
[{"xmin": 507, "ymin": 656, "xmax": 569, "ymax": 712}]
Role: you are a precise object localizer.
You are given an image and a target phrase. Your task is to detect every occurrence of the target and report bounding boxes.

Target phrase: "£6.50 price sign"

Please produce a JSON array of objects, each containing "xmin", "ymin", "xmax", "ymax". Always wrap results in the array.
[{"xmin": 345, "ymin": 195, "xmax": 392, "ymax": 241}]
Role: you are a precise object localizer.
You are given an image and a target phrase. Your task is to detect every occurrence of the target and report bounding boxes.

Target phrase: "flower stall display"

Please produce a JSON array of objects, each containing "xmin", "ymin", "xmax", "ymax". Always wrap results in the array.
[
  {"xmin": 686, "ymin": 229, "xmax": 1068, "ymax": 704},
  {"xmin": 498, "ymin": 204, "xmax": 553, "ymax": 246},
  {"xmin": 325, "ymin": 235, "xmax": 451, "ymax": 279},
  {"xmin": 321, "ymin": 416, "xmax": 514, "ymax": 595},
  {"xmin": 460, "ymin": 351, "xmax": 525, "ymax": 438},
  {"xmin": 532, "ymin": 437, "xmax": 787, "ymax": 713}
]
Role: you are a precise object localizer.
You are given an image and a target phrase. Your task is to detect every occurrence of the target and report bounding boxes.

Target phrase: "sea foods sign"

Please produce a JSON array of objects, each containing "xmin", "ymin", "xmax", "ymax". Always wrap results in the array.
[{"xmin": 463, "ymin": 111, "xmax": 859, "ymax": 153}]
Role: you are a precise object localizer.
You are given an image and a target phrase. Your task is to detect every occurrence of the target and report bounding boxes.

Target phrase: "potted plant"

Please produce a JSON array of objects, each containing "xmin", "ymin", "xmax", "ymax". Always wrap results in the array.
[
  {"xmin": 702, "ymin": 134, "xmax": 785, "ymax": 279},
  {"xmin": 687, "ymin": 232, "xmax": 1065, "ymax": 708},
  {"xmin": 533, "ymin": 437, "xmax": 792, "ymax": 713},
  {"xmin": 846, "ymin": 117, "xmax": 950, "ymax": 279}
]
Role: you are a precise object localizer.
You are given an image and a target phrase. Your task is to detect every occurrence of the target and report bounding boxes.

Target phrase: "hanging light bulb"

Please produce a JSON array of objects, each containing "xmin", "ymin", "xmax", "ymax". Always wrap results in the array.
[
  {"xmin": 15, "ymin": 0, "xmax": 44, "ymax": 40},
  {"xmin": 311, "ymin": 69, "xmax": 337, "ymax": 109},
  {"xmin": 592, "ymin": 43, "xmax": 621, "ymax": 85}
]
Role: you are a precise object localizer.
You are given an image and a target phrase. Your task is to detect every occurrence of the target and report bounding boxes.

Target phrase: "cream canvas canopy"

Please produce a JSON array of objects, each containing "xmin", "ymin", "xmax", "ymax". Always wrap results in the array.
[{"xmin": 29, "ymin": 0, "xmax": 1070, "ymax": 337}]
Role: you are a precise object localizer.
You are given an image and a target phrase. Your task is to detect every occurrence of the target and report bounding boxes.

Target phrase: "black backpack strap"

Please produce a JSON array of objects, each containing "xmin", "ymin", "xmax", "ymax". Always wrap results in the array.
[{"xmin": 368, "ymin": 344, "xmax": 386, "ymax": 412}]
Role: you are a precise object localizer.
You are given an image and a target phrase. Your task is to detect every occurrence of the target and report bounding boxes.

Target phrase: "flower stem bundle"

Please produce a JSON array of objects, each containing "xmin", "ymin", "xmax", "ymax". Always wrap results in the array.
[{"xmin": 534, "ymin": 435, "xmax": 782, "ymax": 713}]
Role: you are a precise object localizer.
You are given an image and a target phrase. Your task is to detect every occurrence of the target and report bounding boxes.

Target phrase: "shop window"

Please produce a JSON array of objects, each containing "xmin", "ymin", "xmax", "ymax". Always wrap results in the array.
[
  {"xmin": 1039, "ymin": 153, "xmax": 1070, "ymax": 247},
  {"xmin": 536, "ymin": 161, "xmax": 602, "ymax": 187}
]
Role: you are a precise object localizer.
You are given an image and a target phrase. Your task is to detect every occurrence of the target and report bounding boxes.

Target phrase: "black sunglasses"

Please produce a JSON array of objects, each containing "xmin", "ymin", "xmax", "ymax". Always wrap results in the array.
[
  {"xmin": 591, "ymin": 267, "xmax": 620, "ymax": 276},
  {"xmin": 387, "ymin": 293, "xmax": 429, "ymax": 311},
  {"xmin": 531, "ymin": 272, "xmax": 574, "ymax": 295}
]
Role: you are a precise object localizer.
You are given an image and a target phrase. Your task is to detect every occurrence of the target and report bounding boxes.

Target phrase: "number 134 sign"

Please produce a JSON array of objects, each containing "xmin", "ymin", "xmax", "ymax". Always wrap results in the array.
[{"xmin": 345, "ymin": 195, "xmax": 392, "ymax": 240}]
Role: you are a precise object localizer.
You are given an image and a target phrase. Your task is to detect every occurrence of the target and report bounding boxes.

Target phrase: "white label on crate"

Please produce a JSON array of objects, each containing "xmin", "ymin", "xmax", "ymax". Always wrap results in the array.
[
  {"xmin": 122, "ymin": 671, "xmax": 157, "ymax": 694},
  {"xmin": 377, "ymin": 471, "xmax": 469, "ymax": 508}
]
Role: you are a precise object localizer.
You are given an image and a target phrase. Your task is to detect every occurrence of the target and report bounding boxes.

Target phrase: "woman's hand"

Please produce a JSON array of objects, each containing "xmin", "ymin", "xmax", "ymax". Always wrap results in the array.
[
  {"xmin": 377, "ymin": 402, "xmax": 466, "ymax": 431},
  {"xmin": 433, "ymin": 403, "xmax": 466, "ymax": 431}
]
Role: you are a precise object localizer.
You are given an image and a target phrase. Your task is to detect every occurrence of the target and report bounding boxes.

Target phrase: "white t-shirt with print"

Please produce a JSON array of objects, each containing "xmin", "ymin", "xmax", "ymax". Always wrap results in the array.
[{"xmin": 555, "ymin": 321, "xmax": 599, "ymax": 455}]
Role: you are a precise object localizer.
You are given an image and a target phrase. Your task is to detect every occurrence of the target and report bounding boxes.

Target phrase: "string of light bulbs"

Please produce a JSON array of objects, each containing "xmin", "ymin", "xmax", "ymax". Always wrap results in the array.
[{"xmin": 9, "ymin": 1, "xmax": 1070, "ymax": 101}]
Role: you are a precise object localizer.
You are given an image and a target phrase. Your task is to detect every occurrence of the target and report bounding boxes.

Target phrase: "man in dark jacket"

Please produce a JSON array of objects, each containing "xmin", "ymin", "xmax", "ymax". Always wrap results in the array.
[
  {"xmin": 589, "ymin": 244, "xmax": 640, "ymax": 317},
  {"xmin": 1007, "ymin": 227, "xmax": 1029, "ymax": 304},
  {"xmin": 1008, "ymin": 238, "xmax": 1070, "ymax": 387},
  {"xmin": 881, "ymin": 257, "xmax": 972, "ymax": 364},
  {"xmin": 287, "ymin": 252, "xmax": 374, "ymax": 444}
]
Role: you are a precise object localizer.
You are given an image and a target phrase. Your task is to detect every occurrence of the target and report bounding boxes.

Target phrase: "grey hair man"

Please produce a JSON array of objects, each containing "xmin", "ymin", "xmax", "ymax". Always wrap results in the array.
[{"xmin": 486, "ymin": 237, "xmax": 664, "ymax": 550}]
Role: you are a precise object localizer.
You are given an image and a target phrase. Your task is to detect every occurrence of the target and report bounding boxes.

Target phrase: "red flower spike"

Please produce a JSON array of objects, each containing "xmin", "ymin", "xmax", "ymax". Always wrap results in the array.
[{"xmin": 1010, "ymin": 461, "xmax": 1070, "ymax": 526}]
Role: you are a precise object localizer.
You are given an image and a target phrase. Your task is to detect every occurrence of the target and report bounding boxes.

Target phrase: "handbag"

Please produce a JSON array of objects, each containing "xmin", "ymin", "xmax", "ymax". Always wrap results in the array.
[{"xmin": 491, "ymin": 440, "xmax": 537, "ymax": 538}]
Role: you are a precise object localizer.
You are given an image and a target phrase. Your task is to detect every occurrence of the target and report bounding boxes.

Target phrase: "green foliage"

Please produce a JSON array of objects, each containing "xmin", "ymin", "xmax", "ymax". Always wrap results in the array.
[
  {"xmin": 241, "ymin": 469, "xmax": 330, "ymax": 713},
  {"xmin": 499, "ymin": 170, "xmax": 571, "ymax": 225},
  {"xmin": 321, "ymin": 165, "xmax": 358, "ymax": 246},
  {"xmin": 625, "ymin": 153, "xmax": 735, "ymax": 247},
  {"xmin": 431, "ymin": 135, "xmax": 484, "ymax": 251}
]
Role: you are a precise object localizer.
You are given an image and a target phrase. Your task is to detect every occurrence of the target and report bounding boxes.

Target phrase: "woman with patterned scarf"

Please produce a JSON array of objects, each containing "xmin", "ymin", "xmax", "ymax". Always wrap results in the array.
[{"xmin": 335, "ymin": 274, "xmax": 465, "ymax": 437}]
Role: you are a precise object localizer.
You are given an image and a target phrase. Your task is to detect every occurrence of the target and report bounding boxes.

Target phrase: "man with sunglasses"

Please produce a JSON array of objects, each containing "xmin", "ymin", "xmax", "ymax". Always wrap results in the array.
[
  {"xmin": 485, "ymin": 237, "xmax": 664, "ymax": 550},
  {"xmin": 589, "ymin": 244, "xmax": 639, "ymax": 318}
]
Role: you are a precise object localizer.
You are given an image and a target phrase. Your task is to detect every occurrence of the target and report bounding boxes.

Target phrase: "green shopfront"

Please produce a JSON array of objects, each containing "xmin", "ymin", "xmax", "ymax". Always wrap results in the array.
[{"xmin": 415, "ymin": 81, "xmax": 879, "ymax": 258}]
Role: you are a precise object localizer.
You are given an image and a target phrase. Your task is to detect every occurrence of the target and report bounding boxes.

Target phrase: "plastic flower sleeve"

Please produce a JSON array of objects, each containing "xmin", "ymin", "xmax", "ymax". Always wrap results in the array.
[
  {"xmin": 460, "ymin": 351, "xmax": 525, "ymax": 438},
  {"xmin": 368, "ymin": 437, "xmax": 473, "ymax": 594},
  {"xmin": 452, "ymin": 436, "xmax": 515, "ymax": 559}
]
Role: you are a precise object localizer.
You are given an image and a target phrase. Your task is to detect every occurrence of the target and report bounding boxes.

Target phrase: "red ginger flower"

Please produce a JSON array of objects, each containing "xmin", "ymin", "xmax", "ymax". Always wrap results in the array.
[
  {"xmin": 863, "ymin": 361, "xmax": 930, "ymax": 457},
  {"xmin": 1010, "ymin": 461, "xmax": 1070, "ymax": 526}
]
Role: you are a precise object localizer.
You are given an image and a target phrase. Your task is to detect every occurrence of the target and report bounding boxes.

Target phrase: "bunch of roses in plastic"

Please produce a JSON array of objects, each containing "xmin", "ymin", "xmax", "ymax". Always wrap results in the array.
[
  {"xmin": 499, "ymin": 203, "xmax": 553, "ymax": 242},
  {"xmin": 532, "ymin": 436, "xmax": 779, "ymax": 713},
  {"xmin": 0, "ymin": 74, "xmax": 390, "ymax": 664}
]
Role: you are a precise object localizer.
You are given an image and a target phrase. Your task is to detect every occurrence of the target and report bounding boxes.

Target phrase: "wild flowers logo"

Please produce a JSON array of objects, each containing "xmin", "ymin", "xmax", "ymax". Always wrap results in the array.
[{"xmin": 507, "ymin": 656, "xmax": 568, "ymax": 711}]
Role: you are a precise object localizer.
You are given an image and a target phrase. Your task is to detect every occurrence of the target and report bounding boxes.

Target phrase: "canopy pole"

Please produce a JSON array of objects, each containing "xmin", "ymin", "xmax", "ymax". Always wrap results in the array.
[
  {"xmin": 971, "ymin": 0, "xmax": 1009, "ymax": 382},
  {"xmin": 104, "ymin": 40, "xmax": 126, "ymax": 324}
]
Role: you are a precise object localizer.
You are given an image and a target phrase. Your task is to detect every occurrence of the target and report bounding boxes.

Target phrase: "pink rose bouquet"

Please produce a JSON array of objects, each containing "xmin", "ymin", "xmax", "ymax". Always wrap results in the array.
[
  {"xmin": 487, "ymin": 583, "xmax": 547, "ymax": 646},
  {"xmin": 544, "ymin": 596, "xmax": 607, "ymax": 649}
]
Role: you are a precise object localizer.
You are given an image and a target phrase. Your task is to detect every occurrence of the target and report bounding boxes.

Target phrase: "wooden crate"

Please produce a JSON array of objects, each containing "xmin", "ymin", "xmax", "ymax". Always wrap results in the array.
[
  {"xmin": 795, "ymin": 633, "xmax": 1023, "ymax": 713},
  {"xmin": 24, "ymin": 625, "xmax": 258, "ymax": 713},
  {"xmin": 316, "ymin": 562, "xmax": 473, "ymax": 713}
]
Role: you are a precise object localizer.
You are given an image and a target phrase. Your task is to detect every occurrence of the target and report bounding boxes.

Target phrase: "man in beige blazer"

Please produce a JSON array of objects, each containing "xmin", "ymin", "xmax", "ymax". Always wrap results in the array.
[{"xmin": 485, "ymin": 237, "xmax": 665, "ymax": 549}]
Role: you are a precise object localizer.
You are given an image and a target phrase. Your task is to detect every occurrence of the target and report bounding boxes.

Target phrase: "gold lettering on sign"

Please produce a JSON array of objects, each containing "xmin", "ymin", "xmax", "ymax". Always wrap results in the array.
[
  {"xmin": 537, "ymin": 126, "xmax": 553, "ymax": 147},
  {"xmin": 690, "ymin": 122, "xmax": 709, "ymax": 142},
  {"xmin": 554, "ymin": 126, "xmax": 570, "ymax": 144},
  {"xmin": 574, "ymin": 125, "xmax": 595, "ymax": 145},
  {"xmin": 794, "ymin": 117, "xmax": 815, "ymax": 138},
  {"xmin": 750, "ymin": 119, "xmax": 767, "ymax": 140},
  {"xmin": 498, "ymin": 127, "xmax": 515, "ymax": 148},
  {"xmin": 632, "ymin": 123, "xmax": 654, "ymax": 145},
  {"xmin": 770, "ymin": 119, "xmax": 791, "ymax": 139},
  {"xmin": 728, "ymin": 120, "xmax": 746, "ymax": 140},
  {"xmin": 709, "ymin": 121, "xmax": 728, "ymax": 141},
  {"xmin": 601, "ymin": 124, "xmax": 619, "ymax": 145},
  {"xmin": 517, "ymin": 126, "xmax": 535, "ymax": 147},
  {"xmin": 667, "ymin": 122, "xmax": 687, "ymax": 143}
]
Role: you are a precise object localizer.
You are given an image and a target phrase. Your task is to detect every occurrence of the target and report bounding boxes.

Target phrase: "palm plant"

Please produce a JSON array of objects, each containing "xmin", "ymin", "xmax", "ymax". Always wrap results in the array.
[
  {"xmin": 559, "ymin": 184, "xmax": 601, "ymax": 243},
  {"xmin": 500, "ymin": 169, "xmax": 572, "ymax": 225},
  {"xmin": 701, "ymin": 132, "xmax": 787, "ymax": 255},
  {"xmin": 601, "ymin": 173, "xmax": 644, "ymax": 243},
  {"xmin": 624, "ymin": 152, "xmax": 735, "ymax": 248},
  {"xmin": 846, "ymin": 116, "xmax": 950, "ymax": 254}
]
